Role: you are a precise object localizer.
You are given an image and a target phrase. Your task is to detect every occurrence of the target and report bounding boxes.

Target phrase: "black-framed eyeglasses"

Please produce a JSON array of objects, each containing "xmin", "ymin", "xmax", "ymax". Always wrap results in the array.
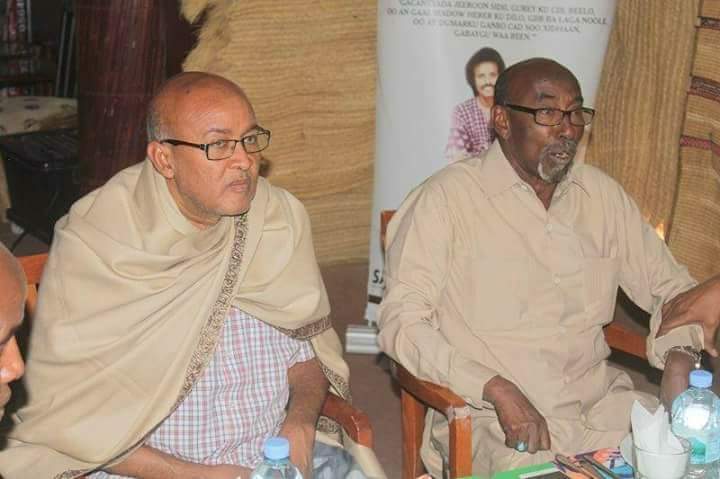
[
  {"xmin": 504, "ymin": 104, "xmax": 595, "ymax": 127},
  {"xmin": 159, "ymin": 127, "xmax": 271, "ymax": 161}
]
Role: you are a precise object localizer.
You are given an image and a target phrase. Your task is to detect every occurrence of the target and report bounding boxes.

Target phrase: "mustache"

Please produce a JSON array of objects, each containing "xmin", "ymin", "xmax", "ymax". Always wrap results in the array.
[
  {"xmin": 479, "ymin": 83, "xmax": 495, "ymax": 89},
  {"xmin": 545, "ymin": 138, "xmax": 578, "ymax": 157}
]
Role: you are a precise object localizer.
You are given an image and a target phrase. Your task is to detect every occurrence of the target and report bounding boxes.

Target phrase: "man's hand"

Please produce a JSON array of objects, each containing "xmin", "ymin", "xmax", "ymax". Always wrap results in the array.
[
  {"xmin": 483, "ymin": 375, "xmax": 551, "ymax": 453},
  {"xmin": 107, "ymin": 445, "xmax": 252, "ymax": 479},
  {"xmin": 202, "ymin": 464, "xmax": 253, "ymax": 479},
  {"xmin": 658, "ymin": 275, "xmax": 720, "ymax": 356},
  {"xmin": 281, "ymin": 357, "xmax": 329, "ymax": 477},
  {"xmin": 660, "ymin": 351, "xmax": 695, "ymax": 410},
  {"xmin": 279, "ymin": 419, "xmax": 316, "ymax": 477}
]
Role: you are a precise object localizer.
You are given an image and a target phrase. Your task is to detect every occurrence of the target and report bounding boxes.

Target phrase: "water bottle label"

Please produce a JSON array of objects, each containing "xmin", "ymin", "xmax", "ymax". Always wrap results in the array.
[
  {"xmin": 688, "ymin": 436, "xmax": 720, "ymax": 465},
  {"xmin": 707, "ymin": 435, "xmax": 720, "ymax": 463}
]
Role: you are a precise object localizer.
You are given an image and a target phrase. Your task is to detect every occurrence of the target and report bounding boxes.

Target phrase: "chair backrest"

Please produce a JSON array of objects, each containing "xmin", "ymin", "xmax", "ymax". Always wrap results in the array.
[{"xmin": 18, "ymin": 253, "xmax": 48, "ymax": 319}]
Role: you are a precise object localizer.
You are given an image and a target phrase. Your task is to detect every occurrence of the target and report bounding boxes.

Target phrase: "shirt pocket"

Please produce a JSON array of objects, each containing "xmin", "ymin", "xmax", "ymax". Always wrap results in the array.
[
  {"xmin": 583, "ymin": 256, "xmax": 620, "ymax": 326},
  {"xmin": 455, "ymin": 256, "xmax": 530, "ymax": 333}
]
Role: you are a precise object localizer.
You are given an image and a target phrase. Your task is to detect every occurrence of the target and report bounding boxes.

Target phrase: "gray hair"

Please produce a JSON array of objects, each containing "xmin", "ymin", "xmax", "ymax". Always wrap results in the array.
[{"xmin": 146, "ymin": 98, "xmax": 167, "ymax": 142}]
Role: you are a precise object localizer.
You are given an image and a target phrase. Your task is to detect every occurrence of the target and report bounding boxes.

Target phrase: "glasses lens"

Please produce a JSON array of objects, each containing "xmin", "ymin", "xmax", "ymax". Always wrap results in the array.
[
  {"xmin": 535, "ymin": 108, "xmax": 563, "ymax": 126},
  {"xmin": 572, "ymin": 108, "xmax": 595, "ymax": 126},
  {"xmin": 242, "ymin": 131, "xmax": 270, "ymax": 154},
  {"xmin": 207, "ymin": 140, "xmax": 237, "ymax": 160}
]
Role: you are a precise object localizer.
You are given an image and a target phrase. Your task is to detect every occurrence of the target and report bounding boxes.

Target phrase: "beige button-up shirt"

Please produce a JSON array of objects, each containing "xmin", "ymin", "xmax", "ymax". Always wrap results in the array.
[{"xmin": 378, "ymin": 141, "xmax": 702, "ymax": 421}]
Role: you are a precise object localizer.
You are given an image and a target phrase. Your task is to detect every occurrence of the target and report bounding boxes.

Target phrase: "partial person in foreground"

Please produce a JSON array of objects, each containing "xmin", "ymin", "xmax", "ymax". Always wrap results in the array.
[
  {"xmin": 379, "ymin": 57, "xmax": 720, "ymax": 477},
  {"xmin": 0, "ymin": 72, "xmax": 377, "ymax": 479},
  {"xmin": 0, "ymin": 243, "xmax": 26, "ymax": 422},
  {"xmin": 445, "ymin": 47, "xmax": 505, "ymax": 162}
]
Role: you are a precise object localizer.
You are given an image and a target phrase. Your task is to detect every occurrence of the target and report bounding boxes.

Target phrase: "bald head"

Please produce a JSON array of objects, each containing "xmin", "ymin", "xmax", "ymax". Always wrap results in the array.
[
  {"xmin": 494, "ymin": 58, "xmax": 581, "ymax": 107},
  {"xmin": 146, "ymin": 72, "xmax": 254, "ymax": 142},
  {"xmin": 0, "ymin": 244, "xmax": 25, "ymax": 418},
  {"xmin": 0, "ymin": 244, "xmax": 25, "ymax": 317}
]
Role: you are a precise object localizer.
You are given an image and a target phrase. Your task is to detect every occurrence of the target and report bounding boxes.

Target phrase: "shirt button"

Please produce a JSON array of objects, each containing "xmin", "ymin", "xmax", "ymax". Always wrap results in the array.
[
  {"xmin": 553, "ymin": 275, "xmax": 560, "ymax": 285},
  {"xmin": 546, "ymin": 223, "xmax": 553, "ymax": 232}
]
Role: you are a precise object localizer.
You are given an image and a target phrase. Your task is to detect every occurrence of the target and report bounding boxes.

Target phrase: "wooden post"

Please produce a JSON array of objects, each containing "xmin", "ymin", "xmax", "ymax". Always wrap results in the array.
[{"xmin": 74, "ymin": 0, "xmax": 168, "ymax": 194}]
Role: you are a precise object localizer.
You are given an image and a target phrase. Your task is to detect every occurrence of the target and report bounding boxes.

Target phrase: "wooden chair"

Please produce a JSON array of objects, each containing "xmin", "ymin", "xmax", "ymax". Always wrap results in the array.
[
  {"xmin": 17, "ymin": 253, "xmax": 373, "ymax": 450},
  {"xmin": 380, "ymin": 209, "xmax": 647, "ymax": 479}
]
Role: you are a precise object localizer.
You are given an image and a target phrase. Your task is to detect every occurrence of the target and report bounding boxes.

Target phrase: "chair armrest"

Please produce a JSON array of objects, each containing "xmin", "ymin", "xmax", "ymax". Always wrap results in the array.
[
  {"xmin": 18, "ymin": 253, "xmax": 47, "ymax": 283},
  {"xmin": 321, "ymin": 394, "xmax": 374, "ymax": 448},
  {"xmin": 604, "ymin": 321, "xmax": 646, "ymax": 359},
  {"xmin": 391, "ymin": 361, "xmax": 469, "ymax": 412},
  {"xmin": 380, "ymin": 210, "xmax": 396, "ymax": 250},
  {"xmin": 391, "ymin": 361, "xmax": 473, "ymax": 478}
]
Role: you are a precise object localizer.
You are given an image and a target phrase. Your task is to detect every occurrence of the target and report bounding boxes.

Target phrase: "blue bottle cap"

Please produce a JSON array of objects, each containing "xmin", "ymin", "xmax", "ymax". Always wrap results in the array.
[
  {"xmin": 689, "ymin": 369, "xmax": 713, "ymax": 389},
  {"xmin": 263, "ymin": 436, "xmax": 290, "ymax": 460}
]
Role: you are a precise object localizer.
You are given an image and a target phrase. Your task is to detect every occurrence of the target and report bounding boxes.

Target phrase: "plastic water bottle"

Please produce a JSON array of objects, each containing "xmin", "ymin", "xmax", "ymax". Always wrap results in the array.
[
  {"xmin": 671, "ymin": 369, "xmax": 720, "ymax": 479},
  {"xmin": 250, "ymin": 436, "xmax": 304, "ymax": 479}
]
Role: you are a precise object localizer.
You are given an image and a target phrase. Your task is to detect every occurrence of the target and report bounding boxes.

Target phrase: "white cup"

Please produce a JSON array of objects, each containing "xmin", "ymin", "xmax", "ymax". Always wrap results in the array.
[{"xmin": 632, "ymin": 438, "xmax": 691, "ymax": 479}]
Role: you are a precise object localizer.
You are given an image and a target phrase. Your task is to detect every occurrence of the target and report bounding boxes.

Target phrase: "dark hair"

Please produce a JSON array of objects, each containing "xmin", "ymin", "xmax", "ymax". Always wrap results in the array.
[
  {"xmin": 465, "ymin": 47, "xmax": 505, "ymax": 96},
  {"xmin": 493, "ymin": 63, "xmax": 513, "ymax": 107}
]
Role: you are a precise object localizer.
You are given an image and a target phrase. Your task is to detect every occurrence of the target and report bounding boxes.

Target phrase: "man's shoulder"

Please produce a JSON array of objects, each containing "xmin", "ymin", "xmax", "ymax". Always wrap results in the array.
[
  {"xmin": 68, "ymin": 162, "xmax": 144, "ymax": 214},
  {"xmin": 397, "ymin": 158, "xmax": 485, "ymax": 217},
  {"xmin": 263, "ymin": 179, "xmax": 305, "ymax": 210},
  {"xmin": 573, "ymin": 162, "xmax": 627, "ymax": 195},
  {"xmin": 260, "ymin": 178, "xmax": 311, "ymax": 226},
  {"xmin": 429, "ymin": 153, "xmax": 490, "ymax": 193},
  {"xmin": 454, "ymin": 97, "xmax": 476, "ymax": 111}
]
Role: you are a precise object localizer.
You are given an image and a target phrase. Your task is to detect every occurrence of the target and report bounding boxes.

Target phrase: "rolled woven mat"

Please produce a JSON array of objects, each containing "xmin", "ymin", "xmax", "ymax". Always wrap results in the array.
[
  {"xmin": 586, "ymin": 0, "xmax": 699, "ymax": 235},
  {"xmin": 668, "ymin": 1, "xmax": 720, "ymax": 282}
]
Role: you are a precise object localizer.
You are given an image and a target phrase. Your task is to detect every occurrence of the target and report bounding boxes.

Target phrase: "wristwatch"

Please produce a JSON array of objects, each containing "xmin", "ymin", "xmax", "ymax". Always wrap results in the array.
[{"xmin": 664, "ymin": 345, "xmax": 702, "ymax": 369}]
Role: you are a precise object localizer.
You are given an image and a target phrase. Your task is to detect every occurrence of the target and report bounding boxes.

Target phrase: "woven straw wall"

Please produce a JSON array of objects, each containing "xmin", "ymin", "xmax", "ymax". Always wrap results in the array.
[
  {"xmin": 181, "ymin": 1, "xmax": 720, "ymax": 275},
  {"xmin": 668, "ymin": 0, "xmax": 720, "ymax": 281},
  {"xmin": 585, "ymin": 0, "xmax": 699, "ymax": 238},
  {"xmin": 586, "ymin": 0, "xmax": 720, "ymax": 282},
  {"xmin": 181, "ymin": 0, "xmax": 377, "ymax": 264}
]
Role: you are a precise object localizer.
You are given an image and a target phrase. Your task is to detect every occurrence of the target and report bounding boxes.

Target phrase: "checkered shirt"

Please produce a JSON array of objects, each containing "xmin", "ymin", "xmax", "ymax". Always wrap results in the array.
[
  {"xmin": 445, "ymin": 97, "xmax": 494, "ymax": 161},
  {"xmin": 90, "ymin": 307, "xmax": 315, "ymax": 478}
]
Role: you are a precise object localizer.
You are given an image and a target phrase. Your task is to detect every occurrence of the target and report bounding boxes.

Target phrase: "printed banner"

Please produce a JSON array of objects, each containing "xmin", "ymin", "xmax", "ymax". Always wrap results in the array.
[{"xmin": 365, "ymin": 0, "xmax": 617, "ymax": 323}]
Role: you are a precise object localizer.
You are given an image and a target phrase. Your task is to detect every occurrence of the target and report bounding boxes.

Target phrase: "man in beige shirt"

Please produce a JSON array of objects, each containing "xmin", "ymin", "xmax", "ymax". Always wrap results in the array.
[{"xmin": 378, "ymin": 58, "xmax": 720, "ymax": 477}]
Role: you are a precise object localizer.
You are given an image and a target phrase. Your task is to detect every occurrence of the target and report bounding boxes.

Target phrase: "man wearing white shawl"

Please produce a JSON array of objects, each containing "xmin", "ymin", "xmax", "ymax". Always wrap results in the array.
[{"xmin": 0, "ymin": 72, "xmax": 373, "ymax": 479}]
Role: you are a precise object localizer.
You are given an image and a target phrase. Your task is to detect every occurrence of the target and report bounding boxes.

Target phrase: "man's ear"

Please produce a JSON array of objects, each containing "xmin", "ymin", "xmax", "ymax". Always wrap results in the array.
[
  {"xmin": 492, "ymin": 104, "xmax": 510, "ymax": 140},
  {"xmin": 147, "ymin": 141, "xmax": 175, "ymax": 179}
]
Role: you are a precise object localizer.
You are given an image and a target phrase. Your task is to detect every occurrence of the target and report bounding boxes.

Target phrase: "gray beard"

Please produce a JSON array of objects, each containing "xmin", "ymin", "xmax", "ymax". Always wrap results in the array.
[
  {"xmin": 537, "ymin": 140, "xmax": 578, "ymax": 183},
  {"xmin": 538, "ymin": 158, "xmax": 573, "ymax": 183}
]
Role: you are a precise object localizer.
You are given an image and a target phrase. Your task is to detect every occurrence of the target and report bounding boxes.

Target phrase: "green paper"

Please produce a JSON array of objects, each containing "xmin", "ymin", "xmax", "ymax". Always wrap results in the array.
[{"xmin": 459, "ymin": 461, "xmax": 557, "ymax": 479}]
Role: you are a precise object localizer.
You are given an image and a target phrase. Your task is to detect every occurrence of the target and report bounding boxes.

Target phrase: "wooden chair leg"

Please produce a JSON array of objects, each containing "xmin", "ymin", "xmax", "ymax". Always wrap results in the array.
[
  {"xmin": 448, "ymin": 410, "xmax": 473, "ymax": 479},
  {"xmin": 401, "ymin": 389, "xmax": 428, "ymax": 479}
]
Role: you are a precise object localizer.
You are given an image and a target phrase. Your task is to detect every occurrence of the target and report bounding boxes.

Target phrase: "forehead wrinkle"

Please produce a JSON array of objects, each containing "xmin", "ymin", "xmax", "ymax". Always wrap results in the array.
[
  {"xmin": 191, "ymin": 108, "xmax": 257, "ymax": 140},
  {"xmin": 156, "ymin": 75, "xmax": 254, "ymax": 136},
  {"xmin": 532, "ymin": 80, "xmax": 583, "ymax": 105}
]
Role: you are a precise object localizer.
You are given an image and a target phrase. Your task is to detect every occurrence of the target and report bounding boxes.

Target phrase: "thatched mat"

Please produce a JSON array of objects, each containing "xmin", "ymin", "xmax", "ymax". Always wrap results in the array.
[
  {"xmin": 181, "ymin": 0, "xmax": 376, "ymax": 264},
  {"xmin": 182, "ymin": 0, "xmax": 719, "ymax": 276},
  {"xmin": 585, "ymin": 0, "xmax": 699, "ymax": 237},
  {"xmin": 667, "ymin": 1, "xmax": 720, "ymax": 282}
]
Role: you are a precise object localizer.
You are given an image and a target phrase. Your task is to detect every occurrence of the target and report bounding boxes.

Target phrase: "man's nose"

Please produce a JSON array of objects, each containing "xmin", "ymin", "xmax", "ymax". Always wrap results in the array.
[
  {"xmin": 558, "ymin": 111, "xmax": 581, "ymax": 139},
  {"xmin": 0, "ymin": 337, "xmax": 25, "ymax": 384},
  {"xmin": 228, "ymin": 144, "xmax": 255, "ymax": 170}
]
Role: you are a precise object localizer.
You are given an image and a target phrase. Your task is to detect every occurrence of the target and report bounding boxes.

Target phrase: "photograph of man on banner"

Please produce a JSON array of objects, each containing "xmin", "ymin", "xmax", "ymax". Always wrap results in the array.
[{"xmin": 445, "ymin": 47, "xmax": 506, "ymax": 162}]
